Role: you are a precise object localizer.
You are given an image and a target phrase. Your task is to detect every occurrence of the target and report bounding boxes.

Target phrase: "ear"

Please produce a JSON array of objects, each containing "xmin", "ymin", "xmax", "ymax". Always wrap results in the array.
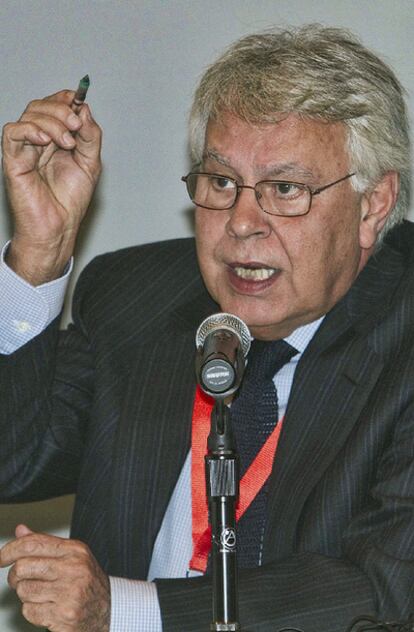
[{"xmin": 359, "ymin": 171, "xmax": 400, "ymax": 250}]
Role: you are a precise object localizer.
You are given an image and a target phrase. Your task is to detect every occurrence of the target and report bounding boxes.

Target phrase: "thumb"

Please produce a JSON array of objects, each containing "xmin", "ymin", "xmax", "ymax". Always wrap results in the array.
[
  {"xmin": 15, "ymin": 524, "xmax": 34, "ymax": 539},
  {"xmin": 75, "ymin": 104, "xmax": 102, "ymax": 165}
]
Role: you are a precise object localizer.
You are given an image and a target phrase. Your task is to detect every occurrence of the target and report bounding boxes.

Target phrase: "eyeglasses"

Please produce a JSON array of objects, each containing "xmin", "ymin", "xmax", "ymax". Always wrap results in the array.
[{"xmin": 181, "ymin": 172, "xmax": 355, "ymax": 217}]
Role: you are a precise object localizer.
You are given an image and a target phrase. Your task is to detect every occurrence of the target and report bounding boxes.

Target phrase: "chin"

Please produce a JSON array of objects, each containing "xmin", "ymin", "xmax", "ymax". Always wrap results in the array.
[{"xmin": 217, "ymin": 296, "xmax": 278, "ymax": 331}]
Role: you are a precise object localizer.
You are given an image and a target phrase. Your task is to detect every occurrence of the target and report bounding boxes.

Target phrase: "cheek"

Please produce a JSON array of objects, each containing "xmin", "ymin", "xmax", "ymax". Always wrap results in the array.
[
  {"xmin": 195, "ymin": 212, "xmax": 212, "ymax": 260},
  {"xmin": 195, "ymin": 212, "xmax": 222, "ymax": 283},
  {"xmin": 286, "ymin": 208, "xmax": 360, "ymax": 289},
  {"xmin": 303, "ymin": 214, "xmax": 361, "ymax": 294},
  {"xmin": 195, "ymin": 208, "xmax": 230, "ymax": 249}
]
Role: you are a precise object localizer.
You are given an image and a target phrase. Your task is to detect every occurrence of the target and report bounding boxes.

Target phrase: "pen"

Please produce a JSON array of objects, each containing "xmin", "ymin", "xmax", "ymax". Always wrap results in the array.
[{"xmin": 72, "ymin": 74, "xmax": 90, "ymax": 111}]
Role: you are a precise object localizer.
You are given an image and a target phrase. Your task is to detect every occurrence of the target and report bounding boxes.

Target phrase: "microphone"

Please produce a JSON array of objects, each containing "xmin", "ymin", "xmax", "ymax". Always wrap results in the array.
[{"xmin": 195, "ymin": 313, "xmax": 251, "ymax": 399}]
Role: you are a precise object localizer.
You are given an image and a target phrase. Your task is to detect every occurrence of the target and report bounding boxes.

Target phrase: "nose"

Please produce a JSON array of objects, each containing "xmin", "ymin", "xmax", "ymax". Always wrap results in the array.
[{"xmin": 226, "ymin": 185, "xmax": 272, "ymax": 240}]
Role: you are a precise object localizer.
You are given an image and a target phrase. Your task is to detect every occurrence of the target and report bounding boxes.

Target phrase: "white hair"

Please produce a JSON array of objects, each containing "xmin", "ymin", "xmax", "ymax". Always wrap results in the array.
[{"xmin": 189, "ymin": 25, "xmax": 411, "ymax": 235}]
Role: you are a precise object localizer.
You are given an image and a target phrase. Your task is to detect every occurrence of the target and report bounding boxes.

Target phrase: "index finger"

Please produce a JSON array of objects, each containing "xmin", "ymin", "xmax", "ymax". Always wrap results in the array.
[
  {"xmin": 26, "ymin": 89, "xmax": 77, "ymax": 112},
  {"xmin": 23, "ymin": 89, "xmax": 78, "ymax": 120},
  {"xmin": 19, "ymin": 90, "xmax": 84, "ymax": 140},
  {"xmin": 0, "ymin": 532, "xmax": 68, "ymax": 567},
  {"xmin": 46, "ymin": 80, "xmax": 90, "ymax": 110}
]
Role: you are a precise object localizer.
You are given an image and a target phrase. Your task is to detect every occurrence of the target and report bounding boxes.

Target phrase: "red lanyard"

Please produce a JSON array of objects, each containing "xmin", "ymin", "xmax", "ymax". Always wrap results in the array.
[{"xmin": 190, "ymin": 385, "xmax": 284, "ymax": 573}]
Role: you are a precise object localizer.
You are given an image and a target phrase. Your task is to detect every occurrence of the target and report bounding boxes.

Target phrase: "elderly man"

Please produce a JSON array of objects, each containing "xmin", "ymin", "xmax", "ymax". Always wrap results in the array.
[{"xmin": 0, "ymin": 24, "xmax": 413, "ymax": 632}]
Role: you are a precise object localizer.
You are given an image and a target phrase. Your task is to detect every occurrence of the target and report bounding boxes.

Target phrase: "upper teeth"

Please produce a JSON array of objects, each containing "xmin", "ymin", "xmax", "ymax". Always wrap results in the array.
[{"xmin": 234, "ymin": 267, "xmax": 276, "ymax": 280}]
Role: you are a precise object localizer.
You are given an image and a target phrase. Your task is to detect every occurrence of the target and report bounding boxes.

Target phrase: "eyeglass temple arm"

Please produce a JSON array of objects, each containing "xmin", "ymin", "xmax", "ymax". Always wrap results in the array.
[{"xmin": 312, "ymin": 173, "xmax": 355, "ymax": 196}]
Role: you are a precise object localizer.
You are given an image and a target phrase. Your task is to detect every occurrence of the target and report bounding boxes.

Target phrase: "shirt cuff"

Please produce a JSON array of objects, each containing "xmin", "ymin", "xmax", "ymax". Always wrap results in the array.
[
  {"xmin": 109, "ymin": 576, "xmax": 162, "ymax": 632},
  {"xmin": 0, "ymin": 242, "xmax": 72, "ymax": 354}
]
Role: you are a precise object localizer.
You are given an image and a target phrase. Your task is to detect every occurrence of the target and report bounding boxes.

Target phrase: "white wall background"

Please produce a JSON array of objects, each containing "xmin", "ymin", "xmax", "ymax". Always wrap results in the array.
[{"xmin": 0, "ymin": 1, "xmax": 413, "ymax": 629}]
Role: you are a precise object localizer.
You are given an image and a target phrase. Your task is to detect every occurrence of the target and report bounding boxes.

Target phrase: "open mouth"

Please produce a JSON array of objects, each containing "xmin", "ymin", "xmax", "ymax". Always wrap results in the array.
[{"xmin": 232, "ymin": 265, "xmax": 277, "ymax": 281}]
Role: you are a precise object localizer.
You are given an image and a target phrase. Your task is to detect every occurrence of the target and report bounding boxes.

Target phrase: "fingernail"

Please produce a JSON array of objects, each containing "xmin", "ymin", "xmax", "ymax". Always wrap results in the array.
[
  {"xmin": 63, "ymin": 131, "xmax": 75, "ymax": 146},
  {"xmin": 68, "ymin": 113, "xmax": 81, "ymax": 129}
]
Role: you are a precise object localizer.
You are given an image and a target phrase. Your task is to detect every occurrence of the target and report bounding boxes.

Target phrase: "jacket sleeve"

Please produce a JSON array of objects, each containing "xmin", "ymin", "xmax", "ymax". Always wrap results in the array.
[{"xmin": 0, "ymin": 270, "xmax": 96, "ymax": 502}]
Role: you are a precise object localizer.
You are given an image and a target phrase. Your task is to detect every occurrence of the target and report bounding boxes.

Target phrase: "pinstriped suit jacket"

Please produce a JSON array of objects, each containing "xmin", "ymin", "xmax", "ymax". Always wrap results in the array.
[{"xmin": 1, "ymin": 222, "xmax": 414, "ymax": 631}]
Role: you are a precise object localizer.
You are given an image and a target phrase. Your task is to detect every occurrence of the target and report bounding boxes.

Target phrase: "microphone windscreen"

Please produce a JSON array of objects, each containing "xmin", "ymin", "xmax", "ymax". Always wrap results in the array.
[{"xmin": 195, "ymin": 313, "xmax": 251, "ymax": 356}]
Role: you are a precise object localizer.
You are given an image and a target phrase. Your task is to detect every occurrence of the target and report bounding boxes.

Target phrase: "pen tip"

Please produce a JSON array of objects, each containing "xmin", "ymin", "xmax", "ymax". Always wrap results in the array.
[{"xmin": 80, "ymin": 74, "xmax": 90, "ymax": 88}]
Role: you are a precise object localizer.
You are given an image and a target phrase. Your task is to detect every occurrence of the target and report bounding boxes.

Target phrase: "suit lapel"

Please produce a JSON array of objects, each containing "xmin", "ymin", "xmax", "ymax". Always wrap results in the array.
[
  {"xmin": 264, "ymin": 238, "xmax": 407, "ymax": 561},
  {"xmin": 265, "ymin": 331, "xmax": 384, "ymax": 560},
  {"xmin": 109, "ymin": 287, "xmax": 218, "ymax": 578}
]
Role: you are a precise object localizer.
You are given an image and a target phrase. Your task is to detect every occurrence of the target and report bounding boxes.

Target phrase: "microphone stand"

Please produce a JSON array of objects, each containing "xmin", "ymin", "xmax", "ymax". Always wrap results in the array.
[{"xmin": 206, "ymin": 399, "xmax": 241, "ymax": 631}]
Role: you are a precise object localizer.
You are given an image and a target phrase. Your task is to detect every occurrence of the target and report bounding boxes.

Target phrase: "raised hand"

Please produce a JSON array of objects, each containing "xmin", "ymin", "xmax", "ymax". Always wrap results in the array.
[{"xmin": 2, "ymin": 88, "xmax": 102, "ymax": 285}]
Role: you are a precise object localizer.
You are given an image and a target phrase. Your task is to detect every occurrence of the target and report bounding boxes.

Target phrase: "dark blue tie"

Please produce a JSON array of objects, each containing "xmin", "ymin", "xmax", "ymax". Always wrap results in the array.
[{"xmin": 230, "ymin": 339, "xmax": 297, "ymax": 568}]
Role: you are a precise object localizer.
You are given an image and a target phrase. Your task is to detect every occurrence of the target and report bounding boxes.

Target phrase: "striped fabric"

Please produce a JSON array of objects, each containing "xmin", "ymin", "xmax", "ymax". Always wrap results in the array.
[{"xmin": 1, "ymin": 224, "xmax": 414, "ymax": 631}]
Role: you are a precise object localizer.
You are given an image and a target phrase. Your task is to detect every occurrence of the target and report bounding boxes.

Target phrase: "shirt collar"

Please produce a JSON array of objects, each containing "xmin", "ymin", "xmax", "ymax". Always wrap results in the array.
[{"xmin": 284, "ymin": 316, "xmax": 324, "ymax": 355}]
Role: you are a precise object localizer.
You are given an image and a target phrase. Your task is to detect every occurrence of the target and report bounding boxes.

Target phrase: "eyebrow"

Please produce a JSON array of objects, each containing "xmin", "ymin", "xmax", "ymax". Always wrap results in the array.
[
  {"xmin": 202, "ymin": 149, "xmax": 231, "ymax": 167},
  {"xmin": 202, "ymin": 150, "xmax": 315, "ymax": 181},
  {"xmin": 261, "ymin": 163, "xmax": 315, "ymax": 180}
]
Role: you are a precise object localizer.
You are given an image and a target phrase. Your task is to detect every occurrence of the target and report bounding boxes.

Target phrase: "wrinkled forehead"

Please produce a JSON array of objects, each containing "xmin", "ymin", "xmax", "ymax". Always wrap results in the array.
[{"xmin": 202, "ymin": 112, "xmax": 351, "ymax": 178}]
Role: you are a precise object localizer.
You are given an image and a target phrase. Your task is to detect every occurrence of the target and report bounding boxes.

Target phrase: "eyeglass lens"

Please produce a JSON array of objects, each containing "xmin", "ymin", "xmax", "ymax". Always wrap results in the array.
[{"xmin": 186, "ymin": 173, "xmax": 311, "ymax": 216}]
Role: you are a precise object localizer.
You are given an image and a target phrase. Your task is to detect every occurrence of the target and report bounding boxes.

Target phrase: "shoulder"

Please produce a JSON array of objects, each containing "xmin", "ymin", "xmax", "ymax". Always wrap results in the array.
[
  {"xmin": 358, "ymin": 220, "xmax": 414, "ymax": 360},
  {"xmin": 79, "ymin": 237, "xmax": 198, "ymax": 280},
  {"xmin": 76, "ymin": 237, "xmax": 198, "ymax": 292},
  {"xmin": 383, "ymin": 219, "xmax": 414, "ymax": 262},
  {"xmin": 382, "ymin": 221, "xmax": 414, "ymax": 310},
  {"xmin": 71, "ymin": 237, "xmax": 205, "ymax": 328}
]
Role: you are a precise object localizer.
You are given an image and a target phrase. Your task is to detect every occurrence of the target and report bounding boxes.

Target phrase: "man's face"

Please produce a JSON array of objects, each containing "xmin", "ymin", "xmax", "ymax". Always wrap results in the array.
[{"xmin": 195, "ymin": 112, "xmax": 372, "ymax": 340}]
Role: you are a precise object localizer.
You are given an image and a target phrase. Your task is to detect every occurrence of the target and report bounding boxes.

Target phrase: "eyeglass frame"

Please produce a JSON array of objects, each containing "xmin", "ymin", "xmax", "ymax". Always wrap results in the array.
[{"xmin": 181, "ymin": 171, "xmax": 356, "ymax": 217}]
